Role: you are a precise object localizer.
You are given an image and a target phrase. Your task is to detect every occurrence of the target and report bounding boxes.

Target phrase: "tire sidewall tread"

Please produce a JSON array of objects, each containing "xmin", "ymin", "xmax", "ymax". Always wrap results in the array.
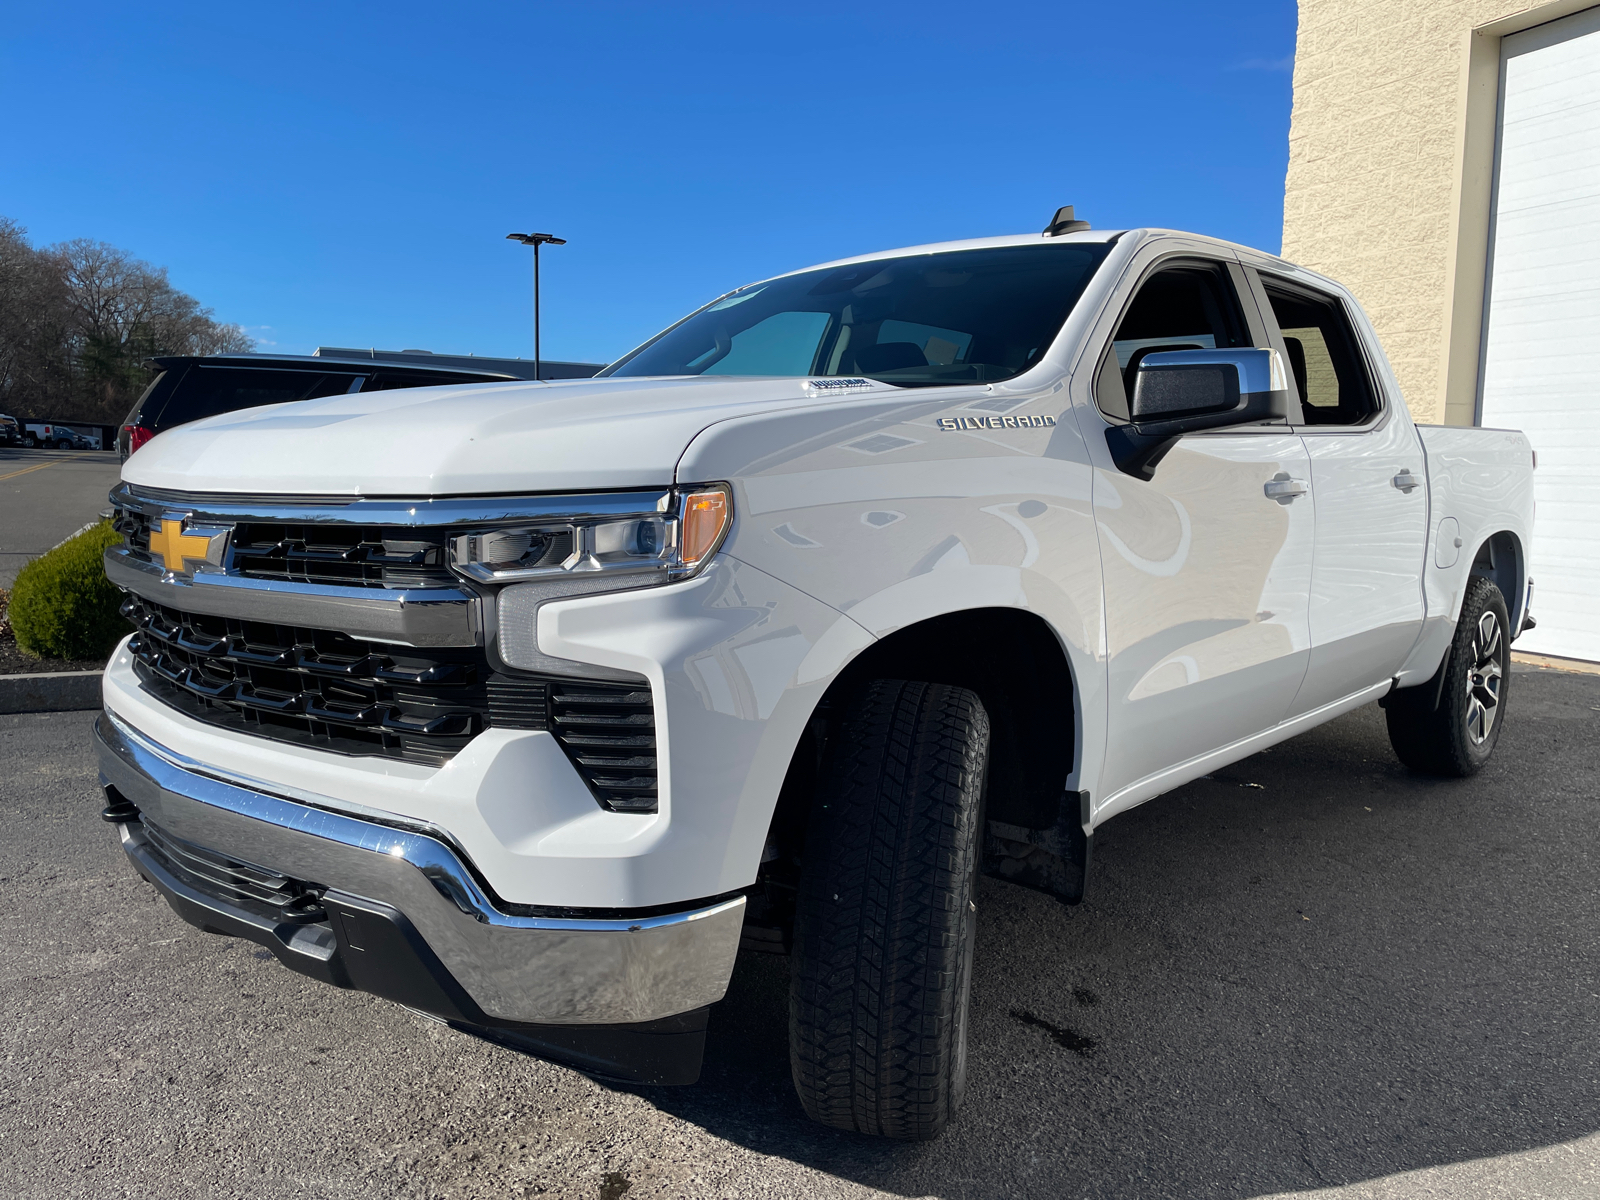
[{"xmin": 789, "ymin": 679, "xmax": 989, "ymax": 1141}]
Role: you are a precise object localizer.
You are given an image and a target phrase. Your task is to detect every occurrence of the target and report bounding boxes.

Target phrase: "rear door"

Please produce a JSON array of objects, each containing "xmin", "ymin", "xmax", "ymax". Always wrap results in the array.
[{"xmin": 1249, "ymin": 269, "xmax": 1429, "ymax": 712}]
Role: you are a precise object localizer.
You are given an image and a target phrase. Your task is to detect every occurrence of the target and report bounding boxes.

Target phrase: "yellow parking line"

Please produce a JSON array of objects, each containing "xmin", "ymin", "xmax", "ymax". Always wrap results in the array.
[{"xmin": 0, "ymin": 452, "xmax": 94, "ymax": 482}]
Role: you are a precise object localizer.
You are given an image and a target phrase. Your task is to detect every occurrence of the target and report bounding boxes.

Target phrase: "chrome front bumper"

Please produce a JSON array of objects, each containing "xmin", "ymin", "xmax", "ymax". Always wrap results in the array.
[{"xmin": 95, "ymin": 711, "xmax": 744, "ymax": 1026}]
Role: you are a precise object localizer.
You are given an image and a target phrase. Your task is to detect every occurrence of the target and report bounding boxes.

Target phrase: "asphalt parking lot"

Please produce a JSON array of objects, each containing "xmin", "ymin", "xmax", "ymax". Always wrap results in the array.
[
  {"xmin": 0, "ymin": 447, "xmax": 123, "ymax": 588},
  {"xmin": 3, "ymin": 666, "xmax": 1597, "ymax": 1200}
]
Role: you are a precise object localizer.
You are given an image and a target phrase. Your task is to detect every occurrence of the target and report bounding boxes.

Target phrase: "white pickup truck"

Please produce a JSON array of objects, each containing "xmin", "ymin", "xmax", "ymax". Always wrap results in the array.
[{"xmin": 97, "ymin": 213, "xmax": 1535, "ymax": 1140}]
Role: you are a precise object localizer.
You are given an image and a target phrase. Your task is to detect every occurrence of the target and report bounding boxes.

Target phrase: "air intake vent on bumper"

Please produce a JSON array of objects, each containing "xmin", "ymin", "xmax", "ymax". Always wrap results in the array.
[{"xmin": 546, "ymin": 681, "xmax": 658, "ymax": 814}]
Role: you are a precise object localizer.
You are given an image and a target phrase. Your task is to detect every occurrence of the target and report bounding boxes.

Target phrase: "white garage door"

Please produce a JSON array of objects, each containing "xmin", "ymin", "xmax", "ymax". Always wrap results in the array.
[{"xmin": 1480, "ymin": 5, "xmax": 1600, "ymax": 663}]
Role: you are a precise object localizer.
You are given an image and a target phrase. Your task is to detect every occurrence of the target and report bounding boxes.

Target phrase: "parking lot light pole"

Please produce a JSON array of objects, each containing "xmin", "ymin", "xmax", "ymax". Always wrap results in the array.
[{"xmin": 505, "ymin": 232, "xmax": 566, "ymax": 380}]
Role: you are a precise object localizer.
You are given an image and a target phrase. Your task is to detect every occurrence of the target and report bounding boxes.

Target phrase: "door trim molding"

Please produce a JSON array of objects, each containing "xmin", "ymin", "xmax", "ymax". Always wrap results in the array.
[{"xmin": 1091, "ymin": 680, "xmax": 1391, "ymax": 827}]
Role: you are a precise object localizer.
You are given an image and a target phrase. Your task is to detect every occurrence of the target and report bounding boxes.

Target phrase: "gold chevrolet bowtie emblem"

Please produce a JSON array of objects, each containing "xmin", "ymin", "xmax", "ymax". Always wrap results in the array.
[{"xmin": 147, "ymin": 518, "xmax": 220, "ymax": 574}]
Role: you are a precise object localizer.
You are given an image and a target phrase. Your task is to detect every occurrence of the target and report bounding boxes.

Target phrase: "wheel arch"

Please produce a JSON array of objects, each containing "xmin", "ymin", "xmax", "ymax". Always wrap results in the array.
[
  {"xmin": 1469, "ymin": 529, "xmax": 1526, "ymax": 632},
  {"xmin": 762, "ymin": 606, "xmax": 1082, "ymax": 873}
]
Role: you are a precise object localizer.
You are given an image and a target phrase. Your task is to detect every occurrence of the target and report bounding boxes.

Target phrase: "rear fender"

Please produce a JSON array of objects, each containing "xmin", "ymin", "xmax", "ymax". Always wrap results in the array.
[{"xmin": 1395, "ymin": 426, "xmax": 1533, "ymax": 687}]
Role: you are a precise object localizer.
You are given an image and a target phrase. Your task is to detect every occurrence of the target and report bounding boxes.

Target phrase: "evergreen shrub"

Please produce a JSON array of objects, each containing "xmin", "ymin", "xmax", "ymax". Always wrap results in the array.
[{"xmin": 10, "ymin": 520, "xmax": 130, "ymax": 660}]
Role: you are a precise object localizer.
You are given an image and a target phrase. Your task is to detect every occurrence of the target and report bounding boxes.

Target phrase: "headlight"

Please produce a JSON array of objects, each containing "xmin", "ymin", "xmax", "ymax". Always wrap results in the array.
[
  {"xmin": 448, "ymin": 484, "xmax": 732, "ymax": 586},
  {"xmin": 452, "ymin": 485, "xmax": 734, "ymax": 675}
]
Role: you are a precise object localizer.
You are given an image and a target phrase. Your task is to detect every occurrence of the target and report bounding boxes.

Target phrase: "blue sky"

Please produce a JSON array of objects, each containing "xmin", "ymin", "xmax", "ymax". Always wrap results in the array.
[{"xmin": 1, "ymin": 1, "xmax": 1297, "ymax": 365}]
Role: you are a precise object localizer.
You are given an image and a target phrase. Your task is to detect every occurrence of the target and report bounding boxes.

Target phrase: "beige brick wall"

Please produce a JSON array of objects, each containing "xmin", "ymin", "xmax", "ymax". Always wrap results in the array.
[{"xmin": 1282, "ymin": 0, "xmax": 1593, "ymax": 424}]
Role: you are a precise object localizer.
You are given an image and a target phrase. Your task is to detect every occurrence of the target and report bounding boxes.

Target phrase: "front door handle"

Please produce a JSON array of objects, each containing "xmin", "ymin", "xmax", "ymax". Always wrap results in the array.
[
  {"xmin": 1392, "ymin": 470, "xmax": 1423, "ymax": 494},
  {"xmin": 1264, "ymin": 473, "xmax": 1308, "ymax": 504}
]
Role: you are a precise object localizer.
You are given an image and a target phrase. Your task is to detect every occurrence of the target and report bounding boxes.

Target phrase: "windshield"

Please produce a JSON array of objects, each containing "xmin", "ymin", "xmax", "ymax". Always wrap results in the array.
[{"xmin": 603, "ymin": 241, "xmax": 1112, "ymax": 387}]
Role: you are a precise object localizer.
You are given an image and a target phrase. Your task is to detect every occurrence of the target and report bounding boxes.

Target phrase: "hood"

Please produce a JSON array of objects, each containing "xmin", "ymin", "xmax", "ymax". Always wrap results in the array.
[{"xmin": 121, "ymin": 376, "xmax": 894, "ymax": 496}]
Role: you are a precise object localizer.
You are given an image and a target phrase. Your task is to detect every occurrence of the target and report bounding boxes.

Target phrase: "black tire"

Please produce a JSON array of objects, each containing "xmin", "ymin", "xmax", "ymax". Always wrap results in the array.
[
  {"xmin": 789, "ymin": 679, "xmax": 990, "ymax": 1141},
  {"xmin": 1386, "ymin": 575, "xmax": 1511, "ymax": 776},
  {"xmin": 22, "ymin": 434, "xmax": 36, "ymax": 448},
  {"xmin": 55, "ymin": 439, "xmax": 71, "ymax": 450}
]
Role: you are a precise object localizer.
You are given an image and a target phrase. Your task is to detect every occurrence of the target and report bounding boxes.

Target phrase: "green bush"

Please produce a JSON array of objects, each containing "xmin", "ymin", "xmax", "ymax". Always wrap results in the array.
[{"xmin": 10, "ymin": 520, "xmax": 130, "ymax": 660}]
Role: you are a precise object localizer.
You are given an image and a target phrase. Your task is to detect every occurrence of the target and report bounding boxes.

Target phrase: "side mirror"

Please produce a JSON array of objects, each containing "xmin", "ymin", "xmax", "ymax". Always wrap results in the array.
[{"xmin": 1106, "ymin": 348, "xmax": 1290, "ymax": 480}]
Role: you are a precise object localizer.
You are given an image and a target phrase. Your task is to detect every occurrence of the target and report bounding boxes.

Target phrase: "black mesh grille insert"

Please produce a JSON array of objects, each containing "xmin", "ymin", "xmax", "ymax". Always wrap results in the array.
[
  {"xmin": 229, "ymin": 522, "xmax": 453, "ymax": 588},
  {"xmin": 111, "ymin": 508, "xmax": 154, "ymax": 558},
  {"xmin": 122, "ymin": 594, "xmax": 658, "ymax": 810},
  {"xmin": 122, "ymin": 593, "xmax": 488, "ymax": 766}
]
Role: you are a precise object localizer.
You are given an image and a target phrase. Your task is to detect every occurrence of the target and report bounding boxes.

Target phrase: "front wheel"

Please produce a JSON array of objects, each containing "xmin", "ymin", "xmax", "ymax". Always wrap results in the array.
[
  {"xmin": 1386, "ymin": 575, "xmax": 1511, "ymax": 776},
  {"xmin": 789, "ymin": 679, "xmax": 990, "ymax": 1141}
]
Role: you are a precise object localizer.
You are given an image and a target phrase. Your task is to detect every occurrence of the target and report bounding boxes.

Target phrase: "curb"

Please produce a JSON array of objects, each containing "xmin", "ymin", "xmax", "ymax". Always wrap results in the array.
[
  {"xmin": 1511, "ymin": 651, "xmax": 1600, "ymax": 677},
  {"xmin": 0, "ymin": 670, "xmax": 103, "ymax": 714}
]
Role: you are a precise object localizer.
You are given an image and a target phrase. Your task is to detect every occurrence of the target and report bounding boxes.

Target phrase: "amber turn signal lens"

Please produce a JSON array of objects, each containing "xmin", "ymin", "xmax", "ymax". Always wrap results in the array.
[{"xmin": 680, "ymin": 489, "xmax": 731, "ymax": 567}]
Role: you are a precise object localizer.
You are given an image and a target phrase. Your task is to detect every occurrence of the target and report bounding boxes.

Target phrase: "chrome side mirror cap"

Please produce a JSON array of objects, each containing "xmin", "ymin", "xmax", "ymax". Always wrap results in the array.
[{"xmin": 1108, "ymin": 348, "xmax": 1291, "ymax": 480}]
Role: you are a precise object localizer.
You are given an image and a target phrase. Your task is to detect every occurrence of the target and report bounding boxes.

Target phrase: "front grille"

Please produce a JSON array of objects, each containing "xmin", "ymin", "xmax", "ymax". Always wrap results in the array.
[
  {"xmin": 122, "ymin": 594, "xmax": 659, "ymax": 810},
  {"xmin": 111, "ymin": 509, "xmax": 153, "ymax": 555},
  {"xmin": 123, "ymin": 593, "xmax": 488, "ymax": 766},
  {"xmin": 140, "ymin": 817, "xmax": 324, "ymax": 918},
  {"xmin": 229, "ymin": 522, "xmax": 452, "ymax": 588},
  {"xmin": 112, "ymin": 509, "xmax": 453, "ymax": 589}
]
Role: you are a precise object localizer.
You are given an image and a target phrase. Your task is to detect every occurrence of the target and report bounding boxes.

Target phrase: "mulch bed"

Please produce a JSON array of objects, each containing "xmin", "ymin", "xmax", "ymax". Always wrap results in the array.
[{"xmin": 0, "ymin": 589, "xmax": 110, "ymax": 676}]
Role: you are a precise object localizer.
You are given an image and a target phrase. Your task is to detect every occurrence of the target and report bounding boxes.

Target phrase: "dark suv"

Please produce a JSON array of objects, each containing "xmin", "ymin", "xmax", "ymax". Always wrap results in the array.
[{"xmin": 118, "ymin": 354, "xmax": 520, "ymax": 463}]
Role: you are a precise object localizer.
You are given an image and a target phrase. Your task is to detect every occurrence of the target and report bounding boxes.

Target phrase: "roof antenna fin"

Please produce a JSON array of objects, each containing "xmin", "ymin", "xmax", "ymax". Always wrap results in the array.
[{"xmin": 1044, "ymin": 206, "xmax": 1091, "ymax": 236}]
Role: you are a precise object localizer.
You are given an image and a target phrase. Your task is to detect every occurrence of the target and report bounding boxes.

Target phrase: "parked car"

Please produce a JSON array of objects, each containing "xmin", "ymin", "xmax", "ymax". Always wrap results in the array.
[
  {"xmin": 117, "ymin": 353, "xmax": 522, "ymax": 462},
  {"xmin": 98, "ymin": 215, "xmax": 1535, "ymax": 1141},
  {"xmin": 0, "ymin": 413, "xmax": 19, "ymax": 445},
  {"xmin": 21, "ymin": 422, "xmax": 90, "ymax": 449}
]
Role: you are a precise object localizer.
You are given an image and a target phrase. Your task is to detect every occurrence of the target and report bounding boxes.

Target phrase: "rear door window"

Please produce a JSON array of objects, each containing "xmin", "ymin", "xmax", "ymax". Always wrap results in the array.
[
  {"xmin": 151, "ymin": 368, "xmax": 364, "ymax": 429},
  {"xmin": 1258, "ymin": 281, "xmax": 1379, "ymax": 426}
]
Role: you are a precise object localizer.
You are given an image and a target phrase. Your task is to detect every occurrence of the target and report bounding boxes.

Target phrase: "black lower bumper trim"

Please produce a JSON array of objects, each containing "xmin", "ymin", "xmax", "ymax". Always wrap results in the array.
[
  {"xmin": 444, "ymin": 1009, "xmax": 710, "ymax": 1087},
  {"xmin": 124, "ymin": 818, "xmax": 707, "ymax": 1084}
]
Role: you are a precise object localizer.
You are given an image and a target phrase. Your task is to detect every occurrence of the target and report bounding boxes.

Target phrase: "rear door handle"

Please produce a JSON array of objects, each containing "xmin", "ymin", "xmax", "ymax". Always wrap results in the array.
[
  {"xmin": 1264, "ymin": 473, "xmax": 1308, "ymax": 504},
  {"xmin": 1392, "ymin": 470, "xmax": 1422, "ymax": 494}
]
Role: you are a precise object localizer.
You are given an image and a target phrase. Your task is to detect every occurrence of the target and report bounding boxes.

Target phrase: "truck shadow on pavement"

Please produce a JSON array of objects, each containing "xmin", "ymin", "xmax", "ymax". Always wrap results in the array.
[{"xmin": 632, "ymin": 670, "xmax": 1600, "ymax": 1199}]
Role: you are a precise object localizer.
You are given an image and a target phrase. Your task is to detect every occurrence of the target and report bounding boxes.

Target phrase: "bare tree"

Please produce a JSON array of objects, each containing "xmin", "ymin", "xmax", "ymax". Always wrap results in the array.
[
  {"xmin": 0, "ymin": 219, "xmax": 74, "ymax": 413},
  {"xmin": 0, "ymin": 219, "xmax": 255, "ymax": 423}
]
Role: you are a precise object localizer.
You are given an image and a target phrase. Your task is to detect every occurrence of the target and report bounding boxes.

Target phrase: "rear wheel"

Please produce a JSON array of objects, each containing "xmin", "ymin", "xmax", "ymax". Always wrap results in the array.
[
  {"xmin": 55, "ymin": 438, "xmax": 72, "ymax": 450},
  {"xmin": 789, "ymin": 679, "xmax": 989, "ymax": 1141},
  {"xmin": 1386, "ymin": 575, "xmax": 1511, "ymax": 776}
]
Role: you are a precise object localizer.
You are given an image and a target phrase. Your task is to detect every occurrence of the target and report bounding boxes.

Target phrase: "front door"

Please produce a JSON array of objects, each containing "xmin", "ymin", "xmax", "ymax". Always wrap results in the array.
[
  {"xmin": 1253, "ymin": 272, "xmax": 1429, "ymax": 712},
  {"xmin": 1087, "ymin": 257, "xmax": 1316, "ymax": 800}
]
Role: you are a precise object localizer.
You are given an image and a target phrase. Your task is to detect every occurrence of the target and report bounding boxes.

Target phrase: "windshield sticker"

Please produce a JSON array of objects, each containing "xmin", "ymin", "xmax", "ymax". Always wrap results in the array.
[
  {"xmin": 938, "ymin": 414, "xmax": 1056, "ymax": 430},
  {"xmin": 709, "ymin": 287, "xmax": 767, "ymax": 311}
]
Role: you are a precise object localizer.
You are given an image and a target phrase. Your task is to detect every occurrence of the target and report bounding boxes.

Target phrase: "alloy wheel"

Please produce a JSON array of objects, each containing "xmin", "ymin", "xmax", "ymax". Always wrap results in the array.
[{"xmin": 1465, "ymin": 609, "xmax": 1503, "ymax": 746}]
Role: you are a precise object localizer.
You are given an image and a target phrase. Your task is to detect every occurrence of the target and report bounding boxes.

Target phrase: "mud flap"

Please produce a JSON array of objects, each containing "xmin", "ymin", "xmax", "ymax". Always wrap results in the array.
[{"xmin": 984, "ymin": 790, "xmax": 1094, "ymax": 905}]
